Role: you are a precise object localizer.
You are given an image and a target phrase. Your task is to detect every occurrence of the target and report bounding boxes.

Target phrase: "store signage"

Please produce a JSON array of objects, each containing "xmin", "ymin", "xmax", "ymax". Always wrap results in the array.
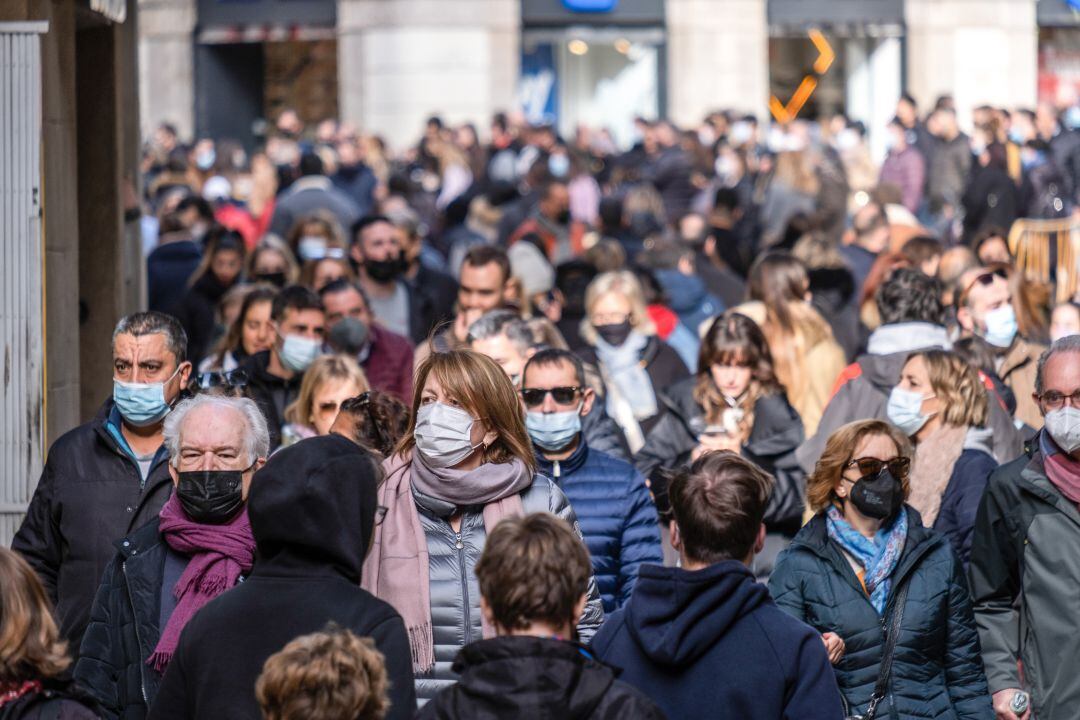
[
  {"xmin": 769, "ymin": 28, "xmax": 834, "ymax": 123},
  {"xmin": 562, "ymin": 0, "xmax": 618, "ymax": 11}
]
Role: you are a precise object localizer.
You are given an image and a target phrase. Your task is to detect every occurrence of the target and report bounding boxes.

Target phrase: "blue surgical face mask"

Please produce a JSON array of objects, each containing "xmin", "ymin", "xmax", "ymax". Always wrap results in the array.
[
  {"xmin": 981, "ymin": 305, "xmax": 1018, "ymax": 348},
  {"xmin": 414, "ymin": 402, "xmax": 482, "ymax": 468},
  {"xmin": 886, "ymin": 386, "xmax": 935, "ymax": 436},
  {"xmin": 1008, "ymin": 127, "xmax": 1026, "ymax": 146},
  {"xmin": 297, "ymin": 236, "xmax": 328, "ymax": 261},
  {"xmin": 278, "ymin": 334, "xmax": 322, "ymax": 373},
  {"xmin": 113, "ymin": 365, "xmax": 182, "ymax": 427},
  {"xmin": 548, "ymin": 153, "xmax": 570, "ymax": 178},
  {"xmin": 526, "ymin": 406, "xmax": 582, "ymax": 452}
]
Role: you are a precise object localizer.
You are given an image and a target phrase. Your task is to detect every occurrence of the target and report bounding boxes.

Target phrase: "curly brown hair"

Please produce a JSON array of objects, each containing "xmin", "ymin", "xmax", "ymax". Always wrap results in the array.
[
  {"xmin": 695, "ymin": 312, "xmax": 784, "ymax": 432},
  {"xmin": 0, "ymin": 547, "xmax": 71, "ymax": 684},
  {"xmin": 335, "ymin": 391, "xmax": 411, "ymax": 458},
  {"xmin": 805, "ymin": 420, "xmax": 913, "ymax": 513},
  {"xmin": 475, "ymin": 513, "xmax": 592, "ymax": 632},
  {"xmin": 255, "ymin": 624, "xmax": 388, "ymax": 720}
]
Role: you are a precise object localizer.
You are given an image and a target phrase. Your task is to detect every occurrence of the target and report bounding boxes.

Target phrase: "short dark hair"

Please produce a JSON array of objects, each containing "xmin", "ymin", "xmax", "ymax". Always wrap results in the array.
[
  {"xmin": 298, "ymin": 152, "xmax": 324, "ymax": 178},
  {"xmin": 900, "ymin": 235, "xmax": 944, "ymax": 268},
  {"xmin": 176, "ymin": 195, "xmax": 214, "ymax": 222},
  {"xmin": 522, "ymin": 347, "xmax": 586, "ymax": 388},
  {"xmin": 350, "ymin": 215, "xmax": 393, "ymax": 246},
  {"xmin": 899, "ymin": 91, "xmax": 918, "ymax": 108},
  {"xmin": 713, "ymin": 186, "xmax": 739, "ymax": 213},
  {"xmin": 972, "ymin": 226, "xmax": 1009, "ymax": 258},
  {"xmin": 876, "ymin": 267, "xmax": 945, "ymax": 326},
  {"xmin": 462, "ymin": 245, "xmax": 511, "ymax": 284},
  {"xmin": 319, "ymin": 278, "xmax": 369, "ymax": 307},
  {"xmin": 475, "ymin": 513, "xmax": 592, "ymax": 631},
  {"xmin": 113, "ymin": 311, "xmax": 188, "ymax": 364},
  {"xmin": 272, "ymin": 285, "xmax": 324, "ymax": 322},
  {"xmin": 669, "ymin": 452, "xmax": 774, "ymax": 565}
]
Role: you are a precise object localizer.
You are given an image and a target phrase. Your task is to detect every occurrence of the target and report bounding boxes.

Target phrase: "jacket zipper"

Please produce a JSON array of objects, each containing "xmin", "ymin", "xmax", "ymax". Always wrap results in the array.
[
  {"xmin": 455, "ymin": 527, "xmax": 470, "ymax": 645},
  {"xmin": 122, "ymin": 561, "xmax": 151, "ymax": 708}
]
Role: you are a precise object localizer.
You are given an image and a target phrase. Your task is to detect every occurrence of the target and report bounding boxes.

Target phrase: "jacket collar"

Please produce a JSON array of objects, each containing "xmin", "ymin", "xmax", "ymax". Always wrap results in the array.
[
  {"xmin": 535, "ymin": 438, "xmax": 589, "ymax": 478},
  {"xmin": 114, "ymin": 517, "xmax": 165, "ymax": 561},
  {"xmin": 1018, "ymin": 433, "xmax": 1080, "ymax": 530},
  {"xmin": 999, "ymin": 336, "xmax": 1040, "ymax": 378}
]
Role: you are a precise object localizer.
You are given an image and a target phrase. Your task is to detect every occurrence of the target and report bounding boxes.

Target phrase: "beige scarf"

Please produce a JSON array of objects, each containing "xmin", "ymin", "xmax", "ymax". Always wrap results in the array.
[{"xmin": 909, "ymin": 424, "xmax": 968, "ymax": 526}]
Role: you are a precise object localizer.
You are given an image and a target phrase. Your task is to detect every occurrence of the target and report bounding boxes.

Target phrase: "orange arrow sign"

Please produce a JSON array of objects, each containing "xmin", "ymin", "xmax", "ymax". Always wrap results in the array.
[{"xmin": 769, "ymin": 29, "xmax": 834, "ymax": 124}]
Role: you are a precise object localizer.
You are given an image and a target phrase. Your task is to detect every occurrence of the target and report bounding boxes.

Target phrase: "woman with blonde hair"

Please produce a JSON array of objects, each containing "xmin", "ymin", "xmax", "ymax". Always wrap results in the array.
[
  {"xmin": 748, "ymin": 252, "xmax": 846, "ymax": 436},
  {"xmin": 769, "ymin": 420, "xmax": 991, "ymax": 720},
  {"xmin": 0, "ymin": 547, "xmax": 97, "ymax": 718},
  {"xmin": 579, "ymin": 270, "xmax": 690, "ymax": 452},
  {"xmin": 886, "ymin": 350, "xmax": 997, "ymax": 563},
  {"xmin": 362, "ymin": 350, "xmax": 603, "ymax": 702},
  {"xmin": 248, "ymin": 235, "xmax": 300, "ymax": 288},
  {"xmin": 281, "ymin": 354, "xmax": 369, "ymax": 446}
]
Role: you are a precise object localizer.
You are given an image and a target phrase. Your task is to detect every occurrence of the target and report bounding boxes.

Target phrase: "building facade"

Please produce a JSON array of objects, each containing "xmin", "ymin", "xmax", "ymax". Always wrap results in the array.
[{"xmin": 141, "ymin": 0, "xmax": 1067, "ymax": 149}]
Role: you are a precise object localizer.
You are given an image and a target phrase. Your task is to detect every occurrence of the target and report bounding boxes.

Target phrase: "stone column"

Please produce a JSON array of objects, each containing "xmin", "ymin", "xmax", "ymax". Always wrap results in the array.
[
  {"xmin": 337, "ymin": 0, "xmax": 519, "ymax": 152},
  {"xmin": 137, "ymin": 0, "xmax": 195, "ymax": 139},
  {"xmin": 666, "ymin": 0, "xmax": 769, "ymax": 124},
  {"xmin": 905, "ymin": 0, "xmax": 1037, "ymax": 125}
]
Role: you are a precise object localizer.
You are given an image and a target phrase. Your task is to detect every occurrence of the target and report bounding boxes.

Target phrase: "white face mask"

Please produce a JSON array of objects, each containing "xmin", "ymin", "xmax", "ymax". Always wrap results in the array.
[
  {"xmin": 414, "ymin": 402, "xmax": 483, "ymax": 468},
  {"xmin": 1046, "ymin": 407, "xmax": 1080, "ymax": 454}
]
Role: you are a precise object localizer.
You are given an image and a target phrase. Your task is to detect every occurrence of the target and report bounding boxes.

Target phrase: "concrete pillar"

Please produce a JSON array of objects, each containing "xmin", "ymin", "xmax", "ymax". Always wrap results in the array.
[
  {"xmin": 337, "ymin": 0, "xmax": 519, "ymax": 152},
  {"xmin": 905, "ymin": 0, "xmax": 1037, "ymax": 126},
  {"xmin": 666, "ymin": 0, "xmax": 769, "ymax": 124},
  {"xmin": 137, "ymin": 0, "xmax": 195, "ymax": 140}
]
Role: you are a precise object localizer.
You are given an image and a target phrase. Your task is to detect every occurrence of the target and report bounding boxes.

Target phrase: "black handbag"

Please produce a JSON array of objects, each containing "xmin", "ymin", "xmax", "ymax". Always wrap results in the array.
[{"xmin": 842, "ymin": 579, "xmax": 911, "ymax": 720}]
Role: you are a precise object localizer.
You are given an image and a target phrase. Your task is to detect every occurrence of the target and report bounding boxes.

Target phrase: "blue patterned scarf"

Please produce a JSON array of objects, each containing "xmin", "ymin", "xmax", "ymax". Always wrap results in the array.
[{"xmin": 826, "ymin": 505, "xmax": 908, "ymax": 615}]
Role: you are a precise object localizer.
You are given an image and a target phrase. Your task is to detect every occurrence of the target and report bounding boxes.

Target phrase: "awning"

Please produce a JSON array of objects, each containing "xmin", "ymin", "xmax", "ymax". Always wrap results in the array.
[{"xmin": 769, "ymin": 0, "xmax": 903, "ymax": 33}]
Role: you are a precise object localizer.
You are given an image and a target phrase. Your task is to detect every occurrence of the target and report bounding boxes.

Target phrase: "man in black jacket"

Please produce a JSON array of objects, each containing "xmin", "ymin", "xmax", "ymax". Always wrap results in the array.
[
  {"xmin": 13, "ymin": 312, "xmax": 192, "ymax": 652},
  {"xmin": 240, "ymin": 285, "xmax": 325, "ymax": 449},
  {"xmin": 147, "ymin": 434, "xmax": 417, "ymax": 720},
  {"xmin": 419, "ymin": 513, "xmax": 663, "ymax": 719}
]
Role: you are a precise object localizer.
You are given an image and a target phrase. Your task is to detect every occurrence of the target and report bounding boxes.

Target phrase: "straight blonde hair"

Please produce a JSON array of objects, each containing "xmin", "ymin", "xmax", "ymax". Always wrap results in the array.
[
  {"xmin": 284, "ymin": 354, "xmax": 369, "ymax": 428},
  {"xmin": 580, "ymin": 270, "xmax": 657, "ymax": 346},
  {"xmin": 396, "ymin": 350, "xmax": 537, "ymax": 475}
]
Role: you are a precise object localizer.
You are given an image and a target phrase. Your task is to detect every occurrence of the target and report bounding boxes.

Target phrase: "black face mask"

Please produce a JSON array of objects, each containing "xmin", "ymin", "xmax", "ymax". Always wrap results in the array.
[
  {"xmin": 255, "ymin": 271, "xmax": 286, "ymax": 288},
  {"xmin": 556, "ymin": 209, "xmax": 572, "ymax": 225},
  {"xmin": 848, "ymin": 468, "xmax": 904, "ymax": 521},
  {"xmin": 595, "ymin": 321, "xmax": 633, "ymax": 347},
  {"xmin": 365, "ymin": 254, "xmax": 407, "ymax": 283},
  {"xmin": 176, "ymin": 469, "xmax": 248, "ymax": 524}
]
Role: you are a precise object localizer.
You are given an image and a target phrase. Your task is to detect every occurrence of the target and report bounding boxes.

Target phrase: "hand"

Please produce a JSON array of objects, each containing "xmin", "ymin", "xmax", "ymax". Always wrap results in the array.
[
  {"xmin": 991, "ymin": 689, "xmax": 1030, "ymax": 720},
  {"xmin": 821, "ymin": 632, "xmax": 845, "ymax": 665},
  {"xmin": 453, "ymin": 308, "xmax": 484, "ymax": 343}
]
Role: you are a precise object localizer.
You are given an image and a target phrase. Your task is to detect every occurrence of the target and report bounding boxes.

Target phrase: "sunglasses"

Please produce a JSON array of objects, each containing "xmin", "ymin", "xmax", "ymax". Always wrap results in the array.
[
  {"xmin": 521, "ymin": 386, "xmax": 582, "ymax": 408},
  {"xmin": 194, "ymin": 368, "xmax": 248, "ymax": 391},
  {"xmin": 959, "ymin": 268, "xmax": 1008, "ymax": 305},
  {"xmin": 845, "ymin": 456, "xmax": 910, "ymax": 479}
]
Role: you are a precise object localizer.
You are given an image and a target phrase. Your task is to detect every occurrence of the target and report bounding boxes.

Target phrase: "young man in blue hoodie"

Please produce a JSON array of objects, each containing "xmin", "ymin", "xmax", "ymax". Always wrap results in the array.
[{"xmin": 591, "ymin": 451, "xmax": 845, "ymax": 720}]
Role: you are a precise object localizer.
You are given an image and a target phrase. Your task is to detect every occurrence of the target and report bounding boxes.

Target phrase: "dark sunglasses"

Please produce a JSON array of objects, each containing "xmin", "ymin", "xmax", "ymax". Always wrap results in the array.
[
  {"xmin": 194, "ymin": 368, "xmax": 248, "ymax": 391},
  {"xmin": 959, "ymin": 268, "xmax": 1009, "ymax": 305},
  {"xmin": 521, "ymin": 386, "xmax": 582, "ymax": 407},
  {"xmin": 845, "ymin": 456, "xmax": 910, "ymax": 479}
]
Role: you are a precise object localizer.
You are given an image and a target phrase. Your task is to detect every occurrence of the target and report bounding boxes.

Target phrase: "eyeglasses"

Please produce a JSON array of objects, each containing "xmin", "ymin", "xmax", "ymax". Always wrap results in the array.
[
  {"xmin": 521, "ymin": 386, "xmax": 582, "ymax": 408},
  {"xmin": 194, "ymin": 368, "xmax": 248, "ymax": 391},
  {"xmin": 958, "ymin": 268, "xmax": 1009, "ymax": 306},
  {"xmin": 1038, "ymin": 389, "xmax": 1080, "ymax": 410},
  {"xmin": 844, "ymin": 456, "xmax": 910, "ymax": 479},
  {"xmin": 375, "ymin": 505, "xmax": 388, "ymax": 525}
]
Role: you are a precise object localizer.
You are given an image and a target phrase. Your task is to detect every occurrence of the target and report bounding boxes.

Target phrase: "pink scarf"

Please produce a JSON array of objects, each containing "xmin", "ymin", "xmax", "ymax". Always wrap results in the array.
[
  {"xmin": 148, "ymin": 494, "xmax": 256, "ymax": 671},
  {"xmin": 1044, "ymin": 434, "xmax": 1080, "ymax": 509},
  {"xmin": 909, "ymin": 424, "xmax": 968, "ymax": 526},
  {"xmin": 361, "ymin": 450, "xmax": 530, "ymax": 673}
]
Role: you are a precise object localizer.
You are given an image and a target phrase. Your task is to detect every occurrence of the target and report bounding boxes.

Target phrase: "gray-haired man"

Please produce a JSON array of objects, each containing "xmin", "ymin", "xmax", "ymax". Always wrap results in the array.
[
  {"xmin": 75, "ymin": 393, "xmax": 269, "ymax": 719},
  {"xmin": 14, "ymin": 311, "xmax": 192, "ymax": 651}
]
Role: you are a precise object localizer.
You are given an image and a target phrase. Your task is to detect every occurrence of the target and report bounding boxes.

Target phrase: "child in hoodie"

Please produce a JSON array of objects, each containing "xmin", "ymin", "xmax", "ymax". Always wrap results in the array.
[
  {"xmin": 591, "ymin": 451, "xmax": 845, "ymax": 720},
  {"xmin": 418, "ymin": 513, "xmax": 664, "ymax": 719}
]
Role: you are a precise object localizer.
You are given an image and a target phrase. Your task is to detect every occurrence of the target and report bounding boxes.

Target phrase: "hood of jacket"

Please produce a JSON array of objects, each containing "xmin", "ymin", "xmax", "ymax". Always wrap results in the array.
[
  {"xmin": 624, "ymin": 560, "xmax": 769, "ymax": 666},
  {"xmin": 855, "ymin": 350, "xmax": 914, "ymax": 393},
  {"xmin": 865, "ymin": 322, "xmax": 951, "ymax": 356},
  {"xmin": 449, "ymin": 636, "xmax": 618, "ymax": 718},
  {"xmin": 247, "ymin": 434, "xmax": 379, "ymax": 583}
]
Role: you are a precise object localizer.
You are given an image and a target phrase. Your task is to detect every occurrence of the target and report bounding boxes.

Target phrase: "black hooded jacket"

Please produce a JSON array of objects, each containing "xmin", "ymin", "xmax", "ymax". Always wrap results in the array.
[
  {"xmin": 418, "ymin": 636, "xmax": 665, "ymax": 720},
  {"xmin": 240, "ymin": 350, "xmax": 303, "ymax": 450},
  {"xmin": 146, "ymin": 435, "xmax": 416, "ymax": 720}
]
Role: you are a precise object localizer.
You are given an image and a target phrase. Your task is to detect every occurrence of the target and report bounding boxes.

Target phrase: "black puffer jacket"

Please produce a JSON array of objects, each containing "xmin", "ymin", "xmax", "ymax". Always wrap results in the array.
[
  {"xmin": 634, "ymin": 376, "xmax": 806, "ymax": 530},
  {"xmin": 417, "ymin": 636, "xmax": 665, "ymax": 719},
  {"xmin": 12, "ymin": 400, "xmax": 173, "ymax": 652},
  {"xmin": 768, "ymin": 508, "xmax": 993, "ymax": 719},
  {"xmin": 74, "ymin": 519, "xmax": 194, "ymax": 719},
  {"xmin": 0, "ymin": 681, "xmax": 100, "ymax": 720},
  {"xmin": 240, "ymin": 350, "xmax": 303, "ymax": 450}
]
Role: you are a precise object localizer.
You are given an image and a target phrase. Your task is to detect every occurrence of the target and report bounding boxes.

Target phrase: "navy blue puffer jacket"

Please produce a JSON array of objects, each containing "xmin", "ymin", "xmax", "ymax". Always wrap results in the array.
[
  {"xmin": 768, "ymin": 508, "xmax": 993, "ymax": 720},
  {"xmin": 537, "ymin": 442, "xmax": 663, "ymax": 612}
]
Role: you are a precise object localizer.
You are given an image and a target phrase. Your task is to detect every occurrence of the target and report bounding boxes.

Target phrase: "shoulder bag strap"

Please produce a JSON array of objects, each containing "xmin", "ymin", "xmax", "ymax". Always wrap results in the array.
[{"xmin": 864, "ymin": 578, "xmax": 911, "ymax": 719}]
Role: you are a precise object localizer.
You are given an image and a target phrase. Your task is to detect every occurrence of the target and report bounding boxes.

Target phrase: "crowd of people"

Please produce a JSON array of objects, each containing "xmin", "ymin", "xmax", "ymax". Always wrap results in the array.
[{"xmin": 6, "ymin": 91, "xmax": 1080, "ymax": 719}]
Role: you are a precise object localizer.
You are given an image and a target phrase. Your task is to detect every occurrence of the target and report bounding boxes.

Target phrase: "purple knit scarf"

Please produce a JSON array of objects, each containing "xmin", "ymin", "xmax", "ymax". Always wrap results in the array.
[{"xmin": 147, "ymin": 493, "xmax": 256, "ymax": 672}]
